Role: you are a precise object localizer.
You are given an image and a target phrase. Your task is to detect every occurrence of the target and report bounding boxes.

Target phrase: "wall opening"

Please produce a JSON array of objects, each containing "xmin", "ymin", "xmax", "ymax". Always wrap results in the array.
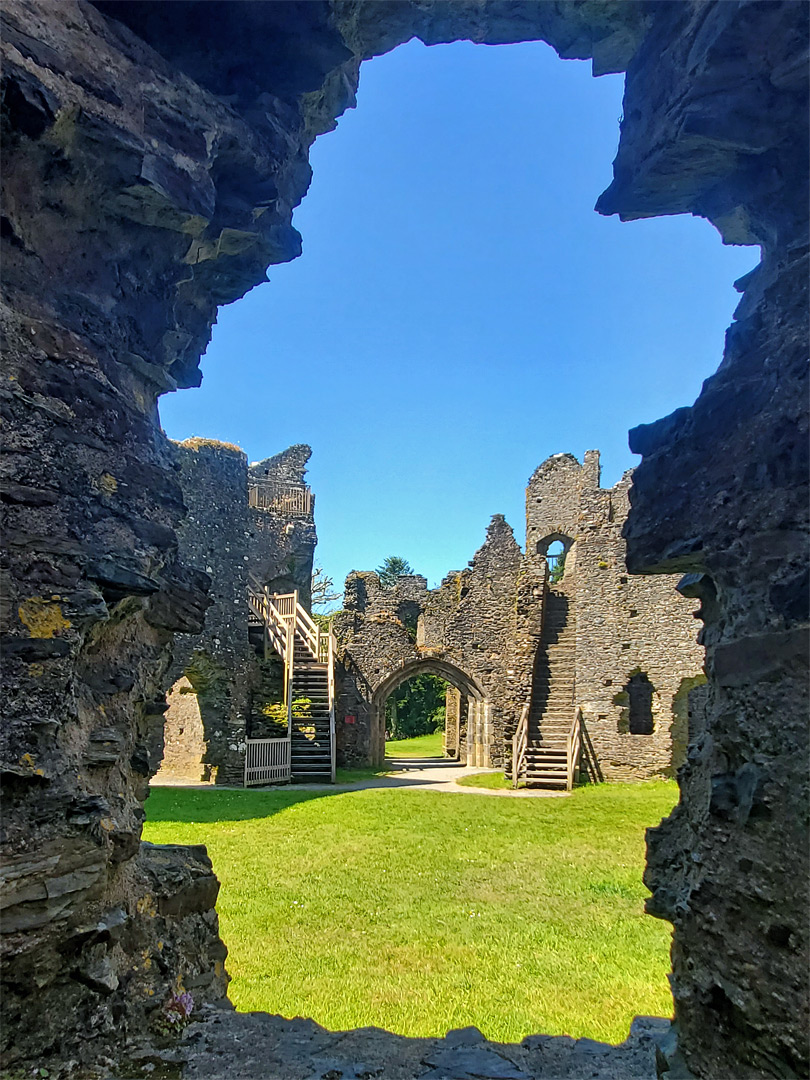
[
  {"xmin": 370, "ymin": 657, "xmax": 487, "ymax": 767},
  {"xmin": 627, "ymin": 672, "xmax": 654, "ymax": 735},
  {"xmin": 153, "ymin": 676, "xmax": 209, "ymax": 784},
  {"xmin": 536, "ymin": 533, "xmax": 575, "ymax": 584},
  {"xmin": 385, "ymin": 672, "xmax": 448, "ymax": 746}
]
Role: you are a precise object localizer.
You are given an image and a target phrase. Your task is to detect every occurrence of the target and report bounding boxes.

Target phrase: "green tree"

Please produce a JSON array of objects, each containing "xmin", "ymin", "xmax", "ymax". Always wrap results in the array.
[
  {"xmin": 385, "ymin": 674, "xmax": 448, "ymax": 740},
  {"xmin": 549, "ymin": 552, "xmax": 566, "ymax": 584},
  {"xmin": 376, "ymin": 555, "xmax": 414, "ymax": 588}
]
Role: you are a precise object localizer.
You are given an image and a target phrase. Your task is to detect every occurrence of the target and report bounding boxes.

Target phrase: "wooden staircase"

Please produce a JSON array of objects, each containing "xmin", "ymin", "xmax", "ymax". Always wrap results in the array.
[
  {"xmin": 288, "ymin": 639, "xmax": 333, "ymax": 780},
  {"xmin": 513, "ymin": 587, "xmax": 581, "ymax": 789},
  {"xmin": 246, "ymin": 579, "xmax": 336, "ymax": 784}
]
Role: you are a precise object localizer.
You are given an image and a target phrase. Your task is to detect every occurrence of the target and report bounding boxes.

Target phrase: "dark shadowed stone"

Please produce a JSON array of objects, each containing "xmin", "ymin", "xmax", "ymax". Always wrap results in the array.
[
  {"xmin": 87, "ymin": 558, "xmax": 160, "ymax": 598},
  {"xmin": 423, "ymin": 1046, "xmax": 531, "ymax": 1079}
]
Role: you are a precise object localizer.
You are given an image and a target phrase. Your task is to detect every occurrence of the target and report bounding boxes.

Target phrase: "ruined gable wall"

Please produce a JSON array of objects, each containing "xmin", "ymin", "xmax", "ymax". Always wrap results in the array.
[
  {"xmin": 526, "ymin": 452, "xmax": 705, "ymax": 782},
  {"xmin": 335, "ymin": 518, "xmax": 541, "ymax": 769},
  {"xmin": 422, "ymin": 517, "xmax": 541, "ymax": 768}
]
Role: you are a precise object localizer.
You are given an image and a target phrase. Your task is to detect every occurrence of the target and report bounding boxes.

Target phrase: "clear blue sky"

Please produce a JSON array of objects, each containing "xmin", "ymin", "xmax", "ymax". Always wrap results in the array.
[{"xmin": 159, "ymin": 39, "xmax": 757, "ymax": 598}]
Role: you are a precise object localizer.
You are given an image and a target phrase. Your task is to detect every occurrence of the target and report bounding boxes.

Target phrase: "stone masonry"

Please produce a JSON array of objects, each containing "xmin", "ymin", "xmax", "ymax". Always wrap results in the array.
[
  {"xmin": 1, "ymin": 2, "xmax": 806, "ymax": 1076},
  {"xmin": 334, "ymin": 516, "xmax": 544, "ymax": 769},
  {"xmin": 248, "ymin": 444, "xmax": 317, "ymax": 609},
  {"xmin": 155, "ymin": 439, "xmax": 317, "ymax": 785},
  {"xmin": 335, "ymin": 453, "xmax": 703, "ymax": 783},
  {"xmin": 526, "ymin": 451, "xmax": 706, "ymax": 781}
]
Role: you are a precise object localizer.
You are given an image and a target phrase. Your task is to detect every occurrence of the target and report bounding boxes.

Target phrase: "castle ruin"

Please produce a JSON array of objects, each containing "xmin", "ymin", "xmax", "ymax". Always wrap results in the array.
[
  {"xmin": 155, "ymin": 441, "xmax": 316, "ymax": 786},
  {"xmin": 335, "ymin": 451, "xmax": 704, "ymax": 783},
  {"xmin": 1, "ymin": 3, "xmax": 806, "ymax": 1076}
]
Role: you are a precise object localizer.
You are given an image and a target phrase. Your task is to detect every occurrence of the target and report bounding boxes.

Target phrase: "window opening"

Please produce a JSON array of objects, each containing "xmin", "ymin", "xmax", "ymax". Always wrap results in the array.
[{"xmin": 627, "ymin": 672, "xmax": 654, "ymax": 734}]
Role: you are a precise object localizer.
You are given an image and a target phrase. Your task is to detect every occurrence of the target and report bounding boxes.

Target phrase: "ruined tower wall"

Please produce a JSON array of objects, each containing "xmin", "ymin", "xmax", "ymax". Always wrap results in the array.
[
  {"xmin": 161, "ymin": 439, "xmax": 252, "ymax": 785},
  {"xmin": 527, "ymin": 453, "xmax": 704, "ymax": 781},
  {"xmin": 247, "ymin": 445, "xmax": 317, "ymax": 608},
  {"xmin": 160, "ymin": 440, "xmax": 318, "ymax": 780}
]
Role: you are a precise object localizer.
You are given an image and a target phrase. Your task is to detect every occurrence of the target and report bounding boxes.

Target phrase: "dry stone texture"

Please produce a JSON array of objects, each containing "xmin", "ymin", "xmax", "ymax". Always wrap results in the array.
[
  {"xmin": 334, "ymin": 516, "xmax": 542, "ymax": 769},
  {"xmin": 526, "ymin": 452, "xmax": 705, "ymax": 781},
  {"xmin": 1, "ymin": 1, "xmax": 806, "ymax": 1076}
]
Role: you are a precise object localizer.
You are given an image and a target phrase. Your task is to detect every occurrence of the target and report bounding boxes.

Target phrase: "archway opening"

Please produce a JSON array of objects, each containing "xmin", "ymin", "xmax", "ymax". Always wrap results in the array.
[
  {"xmin": 384, "ymin": 671, "xmax": 448, "ymax": 758},
  {"xmin": 370, "ymin": 658, "xmax": 488, "ymax": 768}
]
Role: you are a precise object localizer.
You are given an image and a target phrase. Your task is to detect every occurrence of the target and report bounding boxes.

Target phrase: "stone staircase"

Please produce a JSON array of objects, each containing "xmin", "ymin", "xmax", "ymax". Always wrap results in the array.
[
  {"xmin": 289, "ymin": 639, "xmax": 333, "ymax": 780},
  {"xmin": 525, "ymin": 588, "xmax": 576, "ymax": 788}
]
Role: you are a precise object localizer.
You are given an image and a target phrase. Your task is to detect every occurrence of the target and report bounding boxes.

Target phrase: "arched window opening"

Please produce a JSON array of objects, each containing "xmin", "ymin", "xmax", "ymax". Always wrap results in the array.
[
  {"xmin": 536, "ymin": 534, "xmax": 574, "ymax": 584},
  {"xmin": 627, "ymin": 672, "xmax": 654, "ymax": 735},
  {"xmin": 546, "ymin": 540, "xmax": 566, "ymax": 583}
]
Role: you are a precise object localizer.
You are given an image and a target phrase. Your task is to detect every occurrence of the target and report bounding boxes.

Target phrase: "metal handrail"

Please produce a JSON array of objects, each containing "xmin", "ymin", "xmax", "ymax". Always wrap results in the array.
[{"xmin": 512, "ymin": 703, "xmax": 529, "ymax": 789}]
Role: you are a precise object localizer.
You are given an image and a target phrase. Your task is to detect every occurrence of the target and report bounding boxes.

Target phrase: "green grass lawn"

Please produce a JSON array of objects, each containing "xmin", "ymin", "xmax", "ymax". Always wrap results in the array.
[
  {"xmin": 334, "ymin": 765, "xmax": 390, "ymax": 783},
  {"xmin": 385, "ymin": 731, "xmax": 444, "ymax": 757},
  {"xmin": 456, "ymin": 770, "xmax": 515, "ymax": 789},
  {"xmin": 144, "ymin": 781, "xmax": 677, "ymax": 1044}
]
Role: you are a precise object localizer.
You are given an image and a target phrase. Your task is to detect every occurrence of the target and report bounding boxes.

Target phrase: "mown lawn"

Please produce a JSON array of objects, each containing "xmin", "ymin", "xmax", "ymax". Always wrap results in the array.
[
  {"xmin": 456, "ymin": 770, "xmax": 515, "ymax": 790},
  {"xmin": 385, "ymin": 731, "xmax": 444, "ymax": 757},
  {"xmin": 144, "ymin": 781, "xmax": 677, "ymax": 1044}
]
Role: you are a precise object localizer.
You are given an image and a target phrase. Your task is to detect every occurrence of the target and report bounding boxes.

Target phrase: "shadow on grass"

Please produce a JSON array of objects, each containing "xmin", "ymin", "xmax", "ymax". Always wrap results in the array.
[
  {"xmin": 145, "ymin": 785, "xmax": 334, "ymax": 824},
  {"xmin": 146, "ymin": 764, "xmax": 459, "ymax": 824}
]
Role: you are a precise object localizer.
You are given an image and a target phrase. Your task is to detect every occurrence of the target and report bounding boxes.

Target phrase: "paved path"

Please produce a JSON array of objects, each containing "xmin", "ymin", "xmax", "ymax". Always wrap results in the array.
[
  {"xmin": 154, "ymin": 758, "xmax": 567, "ymax": 799},
  {"xmin": 300, "ymin": 758, "xmax": 568, "ymax": 798}
]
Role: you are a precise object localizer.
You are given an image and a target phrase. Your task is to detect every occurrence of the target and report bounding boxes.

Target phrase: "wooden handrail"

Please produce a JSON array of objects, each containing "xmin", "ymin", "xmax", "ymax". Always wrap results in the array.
[
  {"xmin": 248, "ymin": 481, "xmax": 313, "ymax": 517},
  {"xmin": 566, "ymin": 707, "xmax": 582, "ymax": 791},
  {"xmin": 327, "ymin": 630, "xmax": 336, "ymax": 783},
  {"xmin": 512, "ymin": 704, "xmax": 529, "ymax": 789}
]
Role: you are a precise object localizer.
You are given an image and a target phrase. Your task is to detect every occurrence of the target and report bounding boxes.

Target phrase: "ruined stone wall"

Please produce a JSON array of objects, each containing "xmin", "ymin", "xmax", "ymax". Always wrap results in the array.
[
  {"xmin": 334, "ymin": 517, "xmax": 543, "ymax": 768},
  {"xmin": 1, "ymin": 1, "xmax": 806, "ymax": 1076},
  {"xmin": 163, "ymin": 439, "xmax": 251, "ymax": 785},
  {"xmin": 247, "ymin": 445, "xmax": 317, "ymax": 608},
  {"xmin": 161, "ymin": 439, "xmax": 318, "ymax": 779},
  {"xmin": 527, "ymin": 452, "xmax": 705, "ymax": 781},
  {"xmin": 154, "ymin": 676, "xmax": 207, "ymax": 783}
]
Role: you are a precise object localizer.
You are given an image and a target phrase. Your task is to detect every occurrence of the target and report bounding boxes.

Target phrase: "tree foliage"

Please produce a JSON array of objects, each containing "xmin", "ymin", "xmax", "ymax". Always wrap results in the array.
[
  {"xmin": 376, "ymin": 555, "xmax": 414, "ymax": 588},
  {"xmin": 385, "ymin": 674, "xmax": 448, "ymax": 740},
  {"xmin": 549, "ymin": 552, "xmax": 566, "ymax": 584}
]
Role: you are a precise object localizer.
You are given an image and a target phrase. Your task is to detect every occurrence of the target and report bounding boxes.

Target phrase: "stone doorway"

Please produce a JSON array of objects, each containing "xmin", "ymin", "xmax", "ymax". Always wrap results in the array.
[{"xmin": 370, "ymin": 659, "xmax": 489, "ymax": 769}]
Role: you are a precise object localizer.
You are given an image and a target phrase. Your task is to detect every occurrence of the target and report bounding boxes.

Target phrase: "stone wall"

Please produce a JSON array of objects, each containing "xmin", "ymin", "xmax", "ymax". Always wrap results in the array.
[
  {"xmin": 158, "ymin": 439, "xmax": 318, "ymax": 783},
  {"xmin": 154, "ymin": 676, "xmax": 207, "ymax": 783},
  {"xmin": 247, "ymin": 445, "xmax": 317, "ymax": 608},
  {"xmin": 526, "ymin": 452, "xmax": 705, "ymax": 781},
  {"xmin": 334, "ymin": 517, "xmax": 543, "ymax": 768},
  {"xmin": 337, "ymin": 456, "xmax": 703, "ymax": 783},
  {"xmin": 163, "ymin": 438, "xmax": 252, "ymax": 785},
  {"xmin": 1, "ymin": 1, "xmax": 806, "ymax": 1075}
]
